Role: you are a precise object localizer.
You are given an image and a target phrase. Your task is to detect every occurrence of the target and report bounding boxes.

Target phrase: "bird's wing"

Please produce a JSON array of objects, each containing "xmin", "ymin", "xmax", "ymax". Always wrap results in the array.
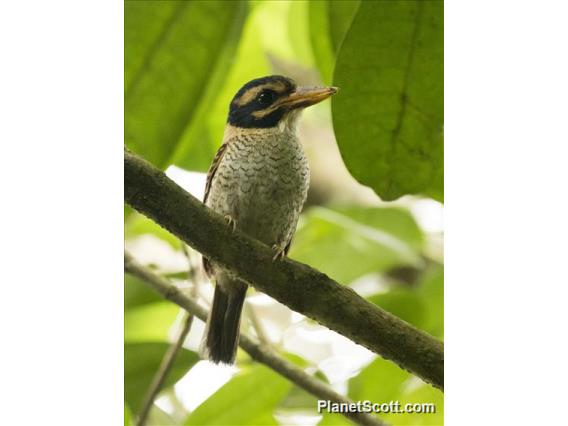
[
  {"xmin": 203, "ymin": 141, "xmax": 229, "ymax": 204},
  {"xmin": 203, "ymin": 141, "xmax": 229, "ymax": 277}
]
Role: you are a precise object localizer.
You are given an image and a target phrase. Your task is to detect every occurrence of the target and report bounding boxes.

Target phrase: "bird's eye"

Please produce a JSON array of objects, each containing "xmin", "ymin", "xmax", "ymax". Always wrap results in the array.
[{"xmin": 257, "ymin": 90, "xmax": 275, "ymax": 106}]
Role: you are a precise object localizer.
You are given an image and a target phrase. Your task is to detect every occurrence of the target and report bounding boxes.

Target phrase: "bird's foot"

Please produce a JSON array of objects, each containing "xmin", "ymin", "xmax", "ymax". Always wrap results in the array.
[
  {"xmin": 271, "ymin": 244, "xmax": 286, "ymax": 261},
  {"xmin": 224, "ymin": 215, "xmax": 237, "ymax": 232}
]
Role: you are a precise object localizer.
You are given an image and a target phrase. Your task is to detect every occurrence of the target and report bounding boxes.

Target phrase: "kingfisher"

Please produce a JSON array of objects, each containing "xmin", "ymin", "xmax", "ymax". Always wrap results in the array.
[{"xmin": 201, "ymin": 75, "xmax": 338, "ymax": 364}]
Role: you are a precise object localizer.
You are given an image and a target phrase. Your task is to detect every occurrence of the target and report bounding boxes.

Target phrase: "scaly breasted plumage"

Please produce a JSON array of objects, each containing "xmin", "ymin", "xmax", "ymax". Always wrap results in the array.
[{"xmin": 202, "ymin": 75, "xmax": 337, "ymax": 364}]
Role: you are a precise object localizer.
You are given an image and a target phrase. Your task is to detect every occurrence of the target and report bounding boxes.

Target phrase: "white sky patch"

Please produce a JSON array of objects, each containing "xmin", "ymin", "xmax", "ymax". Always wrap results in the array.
[
  {"xmin": 283, "ymin": 322, "xmax": 335, "ymax": 364},
  {"xmin": 349, "ymin": 272, "xmax": 386, "ymax": 297},
  {"xmin": 247, "ymin": 294, "xmax": 295, "ymax": 343},
  {"xmin": 125, "ymin": 234, "xmax": 188, "ymax": 273},
  {"xmin": 175, "ymin": 361, "xmax": 238, "ymax": 412},
  {"xmin": 154, "ymin": 394, "xmax": 176, "ymax": 419},
  {"xmin": 165, "ymin": 165, "xmax": 207, "ymax": 200},
  {"xmin": 317, "ymin": 331, "xmax": 376, "ymax": 387},
  {"xmin": 409, "ymin": 198, "xmax": 444, "ymax": 233}
]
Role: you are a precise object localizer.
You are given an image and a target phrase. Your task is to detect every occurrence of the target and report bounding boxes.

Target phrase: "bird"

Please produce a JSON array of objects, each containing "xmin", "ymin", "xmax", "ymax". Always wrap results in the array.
[{"xmin": 201, "ymin": 75, "xmax": 338, "ymax": 364}]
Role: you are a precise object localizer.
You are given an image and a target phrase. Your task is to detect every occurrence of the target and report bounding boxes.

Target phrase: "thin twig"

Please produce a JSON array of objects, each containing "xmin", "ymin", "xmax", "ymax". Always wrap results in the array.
[
  {"xmin": 137, "ymin": 313, "xmax": 194, "ymax": 426},
  {"xmin": 125, "ymin": 251, "xmax": 387, "ymax": 426}
]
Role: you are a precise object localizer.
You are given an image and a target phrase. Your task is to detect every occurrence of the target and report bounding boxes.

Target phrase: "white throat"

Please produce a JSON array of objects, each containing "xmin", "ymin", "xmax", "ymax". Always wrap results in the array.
[{"xmin": 278, "ymin": 109, "xmax": 302, "ymax": 133}]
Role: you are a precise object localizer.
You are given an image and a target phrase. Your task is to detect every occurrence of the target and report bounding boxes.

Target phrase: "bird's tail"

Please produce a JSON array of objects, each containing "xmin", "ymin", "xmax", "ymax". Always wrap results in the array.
[{"xmin": 202, "ymin": 279, "xmax": 247, "ymax": 364}]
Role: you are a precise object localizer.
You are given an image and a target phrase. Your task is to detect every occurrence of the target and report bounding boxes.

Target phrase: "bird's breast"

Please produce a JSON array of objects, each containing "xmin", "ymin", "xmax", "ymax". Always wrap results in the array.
[{"xmin": 207, "ymin": 131, "xmax": 309, "ymax": 245}]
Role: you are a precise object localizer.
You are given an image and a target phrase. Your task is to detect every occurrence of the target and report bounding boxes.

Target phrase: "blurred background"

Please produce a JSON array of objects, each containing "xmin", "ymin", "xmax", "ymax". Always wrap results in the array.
[{"xmin": 125, "ymin": 1, "xmax": 443, "ymax": 425}]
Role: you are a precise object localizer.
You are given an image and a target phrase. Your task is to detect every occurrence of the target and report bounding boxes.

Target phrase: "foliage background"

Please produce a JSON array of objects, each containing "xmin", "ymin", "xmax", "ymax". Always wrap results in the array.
[{"xmin": 125, "ymin": 1, "xmax": 443, "ymax": 425}]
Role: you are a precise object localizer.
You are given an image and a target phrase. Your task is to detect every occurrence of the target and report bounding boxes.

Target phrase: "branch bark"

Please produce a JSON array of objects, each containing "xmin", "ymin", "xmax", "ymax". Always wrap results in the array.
[
  {"xmin": 125, "ymin": 252, "xmax": 387, "ymax": 426},
  {"xmin": 124, "ymin": 149, "xmax": 444, "ymax": 390}
]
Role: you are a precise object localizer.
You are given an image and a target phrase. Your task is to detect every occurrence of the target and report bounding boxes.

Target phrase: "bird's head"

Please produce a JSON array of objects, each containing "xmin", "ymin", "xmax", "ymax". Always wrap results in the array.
[{"xmin": 227, "ymin": 75, "xmax": 338, "ymax": 131}]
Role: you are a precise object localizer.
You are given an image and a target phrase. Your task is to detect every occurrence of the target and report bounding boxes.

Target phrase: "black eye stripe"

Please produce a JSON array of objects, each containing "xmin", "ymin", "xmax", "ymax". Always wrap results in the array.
[{"xmin": 228, "ymin": 76, "xmax": 297, "ymax": 128}]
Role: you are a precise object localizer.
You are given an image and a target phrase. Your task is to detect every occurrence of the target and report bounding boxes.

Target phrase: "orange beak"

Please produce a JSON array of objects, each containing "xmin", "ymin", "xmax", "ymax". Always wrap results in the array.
[{"xmin": 276, "ymin": 86, "xmax": 339, "ymax": 109}]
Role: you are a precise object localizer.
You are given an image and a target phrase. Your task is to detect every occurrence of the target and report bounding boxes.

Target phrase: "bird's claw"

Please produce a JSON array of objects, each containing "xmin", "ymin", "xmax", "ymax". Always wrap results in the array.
[
  {"xmin": 271, "ymin": 244, "xmax": 286, "ymax": 261},
  {"xmin": 224, "ymin": 215, "xmax": 237, "ymax": 232}
]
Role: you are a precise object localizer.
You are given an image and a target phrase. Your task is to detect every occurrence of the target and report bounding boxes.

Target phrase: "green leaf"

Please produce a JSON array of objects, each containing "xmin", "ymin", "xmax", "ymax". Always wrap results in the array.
[
  {"xmin": 367, "ymin": 289, "xmax": 426, "ymax": 329},
  {"xmin": 318, "ymin": 412, "xmax": 353, "ymax": 426},
  {"xmin": 328, "ymin": 0, "xmax": 361, "ymax": 52},
  {"xmin": 416, "ymin": 264, "xmax": 444, "ymax": 339},
  {"xmin": 170, "ymin": 1, "xmax": 271, "ymax": 172},
  {"xmin": 284, "ymin": 352, "xmax": 311, "ymax": 369},
  {"xmin": 277, "ymin": 360, "xmax": 326, "ymax": 412},
  {"xmin": 349, "ymin": 357, "xmax": 443, "ymax": 426},
  {"xmin": 185, "ymin": 364, "xmax": 292, "ymax": 425},
  {"xmin": 125, "ymin": 301, "xmax": 181, "ymax": 343},
  {"xmin": 124, "ymin": 403, "xmax": 133, "ymax": 426},
  {"xmin": 125, "ymin": 342, "xmax": 199, "ymax": 414},
  {"xmin": 367, "ymin": 264, "xmax": 443, "ymax": 336},
  {"xmin": 332, "ymin": 1, "xmax": 443, "ymax": 201},
  {"xmin": 349, "ymin": 357, "xmax": 408, "ymax": 404},
  {"xmin": 307, "ymin": 1, "xmax": 334, "ymax": 84},
  {"xmin": 290, "ymin": 206, "xmax": 424, "ymax": 285},
  {"xmin": 124, "ymin": 1, "xmax": 180, "ymax": 90},
  {"xmin": 328, "ymin": 1, "xmax": 361, "ymax": 52},
  {"xmin": 125, "ymin": 0, "xmax": 248, "ymax": 169},
  {"xmin": 125, "ymin": 211, "xmax": 181, "ymax": 249},
  {"xmin": 287, "ymin": 0, "xmax": 315, "ymax": 67},
  {"xmin": 308, "ymin": 1, "xmax": 360, "ymax": 84},
  {"xmin": 124, "ymin": 273, "xmax": 162, "ymax": 310},
  {"xmin": 389, "ymin": 382, "xmax": 443, "ymax": 425},
  {"xmin": 278, "ymin": 384, "xmax": 319, "ymax": 411}
]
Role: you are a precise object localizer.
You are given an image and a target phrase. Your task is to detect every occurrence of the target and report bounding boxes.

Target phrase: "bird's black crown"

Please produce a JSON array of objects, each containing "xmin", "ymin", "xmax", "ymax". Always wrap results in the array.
[{"xmin": 228, "ymin": 75, "xmax": 296, "ymax": 128}]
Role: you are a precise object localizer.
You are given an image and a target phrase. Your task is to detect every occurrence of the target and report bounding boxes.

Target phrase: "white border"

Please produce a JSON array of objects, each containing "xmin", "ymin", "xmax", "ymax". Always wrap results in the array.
[{"xmin": 0, "ymin": 0, "xmax": 123, "ymax": 423}]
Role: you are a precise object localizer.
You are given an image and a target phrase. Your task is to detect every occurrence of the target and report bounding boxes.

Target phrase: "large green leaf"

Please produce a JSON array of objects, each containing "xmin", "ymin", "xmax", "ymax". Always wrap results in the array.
[
  {"xmin": 125, "ymin": 301, "xmax": 181, "ymax": 343},
  {"xmin": 170, "ymin": 0, "xmax": 271, "ymax": 171},
  {"xmin": 185, "ymin": 364, "xmax": 292, "ymax": 425},
  {"xmin": 125, "ymin": 342, "xmax": 199, "ymax": 414},
  {"xmin": 332, "ymin": 1, "xmax": 443, "ymax": 201},
  {"xmin": 124, "ymin": 273, "xmax": 162, "ymax": 310},
  {"xmin": 289, "ymin": 206, "xmax": 424, "ymax": 285},
  {"xmin": 307, "ymin": 1, "xmax": 334, "ymax": 84},
  {"xmin": 328, "ymin": 1, "xmax": 361, "ymax": 52},
  {"xmin": 125, "ymin": 0, "xmax": 248, "ymax": 170},
  {"xmin": 308, "ymin": 0, "xmax": 360, "ymax": 84},
  {"xmin": 124, "ymin": 1, "xmax": 180, "ymax": 90}
]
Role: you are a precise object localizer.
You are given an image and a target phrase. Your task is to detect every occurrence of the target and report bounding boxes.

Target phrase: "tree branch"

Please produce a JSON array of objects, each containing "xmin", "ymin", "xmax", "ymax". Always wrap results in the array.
[
  {"xmin": 137, "ymin": 313, "xmax": 194, "ymax": 426},
  {"xmin": 125, "ymin": 252, "xmax": 387, "ymax": 426},
  {"xmin": 124, "ymin": 149, "xmax": 443, "ymax": 390}
]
